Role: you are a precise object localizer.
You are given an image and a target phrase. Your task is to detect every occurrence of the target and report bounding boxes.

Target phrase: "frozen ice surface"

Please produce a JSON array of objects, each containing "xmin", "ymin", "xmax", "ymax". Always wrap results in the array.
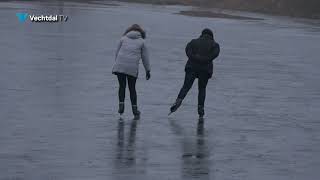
[{"xmin": 0, "ymin": 1, "xmax": 320, "ymax": 180}]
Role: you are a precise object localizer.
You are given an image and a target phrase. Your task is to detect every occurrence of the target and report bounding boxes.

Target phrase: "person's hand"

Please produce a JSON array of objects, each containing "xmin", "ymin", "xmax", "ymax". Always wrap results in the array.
[{"xmin": 146, "ymin": 71, "xmax": 151, "ymax": 80}]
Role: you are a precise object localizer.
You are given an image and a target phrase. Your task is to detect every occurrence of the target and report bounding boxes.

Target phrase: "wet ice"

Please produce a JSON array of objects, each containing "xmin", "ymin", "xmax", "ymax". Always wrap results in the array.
[{"xmin": 0, "ymin": 1, "xmax": 320, "ymax": 180}]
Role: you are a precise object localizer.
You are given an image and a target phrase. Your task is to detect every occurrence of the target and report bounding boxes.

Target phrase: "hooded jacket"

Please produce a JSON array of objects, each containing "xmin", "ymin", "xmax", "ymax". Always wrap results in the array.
[
  {"xmin": 185, "ymin": 34, "xmax": 220, "ymax": 78},
  {"xmin": 112, "ymin": 31, "xmax": 151, "ymax": 78}
]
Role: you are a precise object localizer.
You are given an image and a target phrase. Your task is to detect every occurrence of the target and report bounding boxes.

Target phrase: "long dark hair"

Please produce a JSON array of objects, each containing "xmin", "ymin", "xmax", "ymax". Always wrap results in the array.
[{"xmin": 123, "ymin": 24, "xmax": 146, "ymax": 39}]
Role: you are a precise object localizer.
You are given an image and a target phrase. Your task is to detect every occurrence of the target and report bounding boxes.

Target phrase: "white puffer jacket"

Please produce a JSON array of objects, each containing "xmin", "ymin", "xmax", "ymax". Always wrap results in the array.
[{"xmin": 112, "ymin": 31, "xmax": 151, "ymax": 77}]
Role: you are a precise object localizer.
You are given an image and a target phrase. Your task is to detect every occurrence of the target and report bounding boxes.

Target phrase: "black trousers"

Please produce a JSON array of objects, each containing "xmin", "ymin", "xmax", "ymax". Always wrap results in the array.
[
  {"xmin": 177, "ymin": 71, "xmax": 209, "ymax": 106},
  {"xmin": 116, "ymin": 73, "xmax": 137, "ymax": 105}
]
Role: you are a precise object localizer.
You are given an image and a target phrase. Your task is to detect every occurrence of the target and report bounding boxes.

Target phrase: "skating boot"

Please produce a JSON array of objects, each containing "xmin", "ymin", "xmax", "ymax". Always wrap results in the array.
[
  {"xmin": 132, "ymin": 105, "xmax": 141, "ymax": 119},
  {"xmin": 169, "ymin": 98, "xmax": 183, "ymax": 115},
  {"xmin": 198, "ymin": 105, "xmax": 205, "ymax": 120},
  {"xmin": 118, "ymin": 102, "xmax": 124, "ymax": 115}
]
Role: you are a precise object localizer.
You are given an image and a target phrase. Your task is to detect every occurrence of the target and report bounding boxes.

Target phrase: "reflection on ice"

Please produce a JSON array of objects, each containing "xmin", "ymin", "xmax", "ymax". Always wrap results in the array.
[{"xmin": 170, "ymin": 120, "xmax": 211, "ymax": 179}]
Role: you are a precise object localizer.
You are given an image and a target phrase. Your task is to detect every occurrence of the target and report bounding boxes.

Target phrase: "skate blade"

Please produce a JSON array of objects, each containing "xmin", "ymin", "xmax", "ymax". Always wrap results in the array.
[{"xmin": 168, "ymin": 112, "xmax": 173, "ymax": 116}]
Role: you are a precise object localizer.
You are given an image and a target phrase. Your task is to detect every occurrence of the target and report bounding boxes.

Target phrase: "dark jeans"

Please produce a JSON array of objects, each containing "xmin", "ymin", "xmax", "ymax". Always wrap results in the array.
[
  {"xmin": 117, "ymin": 73, "xmax": 137, "ymax": 105},
  {"xmin": 177, "ymin": 71, "xmax": 209, "ymax": 106}
]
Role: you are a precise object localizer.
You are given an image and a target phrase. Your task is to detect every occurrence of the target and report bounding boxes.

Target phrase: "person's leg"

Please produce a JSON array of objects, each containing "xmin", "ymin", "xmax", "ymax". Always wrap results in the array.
[
  {"xmin": 170, "ymin": 72, "xmax": 196, "ymax": 113},
  {"xmin": 127, "ymin": 75, "xmax": 137, "ymax": 106},
  {"xmin": 117, "ymin": 74, "xmax": 127, "ymax": 102},
  {"xmin": 197, "ymin": 73, "xmax": 209, "ymax": 117},
  {"xmin": 177, "ymin": 71, "xmax": 196, "ymax": 100},
  {"xmin": 117, "ymin": 74, "xmax": 127, "ymax": 114},
  {"xmin": 127, "ymin": 75, "xmax": 140, "ymax": 117}
]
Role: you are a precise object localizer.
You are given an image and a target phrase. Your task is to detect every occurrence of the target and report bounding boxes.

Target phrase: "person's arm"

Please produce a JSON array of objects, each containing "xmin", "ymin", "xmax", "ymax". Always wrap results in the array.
[
  {"xmin": 185, "ymin": 40, "xmax": 195, "ymax": 60},
  {"xmin": 115, "ymin": 38, "xmax": 123, "ymax": 61},
  {"xmin": 208, "ymin": 43, "xmax": 220, "ymax": 62},
  {"xmin": 141, "ymin": 41, "xmax": 151, "ymax": 79},
  {"xmin": 196, "ymin": 43, "xmax": 220, "ymax": 63}
]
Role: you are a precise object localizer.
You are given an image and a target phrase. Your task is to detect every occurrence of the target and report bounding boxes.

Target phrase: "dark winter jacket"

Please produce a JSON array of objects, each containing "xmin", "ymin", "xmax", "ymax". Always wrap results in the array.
[{"xmin": 185, "ymin": 34, "xmax": 220, "ymax": 78}]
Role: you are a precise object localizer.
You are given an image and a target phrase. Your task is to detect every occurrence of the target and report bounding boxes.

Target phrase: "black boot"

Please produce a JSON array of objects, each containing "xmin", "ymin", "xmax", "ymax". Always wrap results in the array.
[
  {"xmin": 132, "ymin": 105, "xmax": 140, "ymax": 119},
  {"xmin": 118, "ymin": 102, "xmax": 124, "ymax": 114},
  {"xmin": 169, "ymin": 98, "xmax": 183, "ymax": 114},
  {"xmin": 198, "ymin": 105, "xmax": 205, "ymax": 119}
]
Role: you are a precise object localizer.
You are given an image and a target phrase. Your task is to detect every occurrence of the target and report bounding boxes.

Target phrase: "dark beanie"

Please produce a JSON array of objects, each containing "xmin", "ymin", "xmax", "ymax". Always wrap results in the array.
[{"xmin": 201, "ymin": 28, "xmax": 213, "ymax": 38}]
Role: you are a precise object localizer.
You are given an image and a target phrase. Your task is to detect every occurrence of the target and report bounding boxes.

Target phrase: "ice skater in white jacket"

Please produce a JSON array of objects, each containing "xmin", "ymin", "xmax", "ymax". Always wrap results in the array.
[{"xmin": 112, "ymin": 24, "xmax": 151, "ymax": 118}]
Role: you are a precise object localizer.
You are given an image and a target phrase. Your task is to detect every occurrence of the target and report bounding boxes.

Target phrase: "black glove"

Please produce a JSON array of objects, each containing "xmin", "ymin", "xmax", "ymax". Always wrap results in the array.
[{"xmin": 146, "ymin": 71, "xmax": 151, "ymax": 80}]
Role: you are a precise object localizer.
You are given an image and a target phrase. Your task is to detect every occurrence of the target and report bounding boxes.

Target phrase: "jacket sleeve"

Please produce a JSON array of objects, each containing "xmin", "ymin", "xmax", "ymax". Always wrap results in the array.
[
  {"xmin": 197, "ymin": 43, "xmax": 220, "ymax": 63},
  {"xmin": 185, "ymin": 40, "xmax": 195, "ymax": 60},
  {"xmin": 209, "ymin": 43, "xmax": 220, "ymax": 62},
  {"xmin": 141, "ymin": 41, "xmax": 151, "ymax": 72},
  {"xmin": 115, "ymin": 38, "xmax": 123, "ymax": 61}
]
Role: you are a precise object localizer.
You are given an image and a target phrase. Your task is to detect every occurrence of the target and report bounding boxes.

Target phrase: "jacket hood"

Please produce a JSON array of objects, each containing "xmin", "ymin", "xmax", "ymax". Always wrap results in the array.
[
  {"xmin": 201, "ymin": 28, "xmax": 214, "ymax": 41},
  {"xmin": 201, "ymin": 28, "xmax": 213, "ymax": 38},
  {"xmin": 125, "ymin": 31, "xmax": 142, "ymax": 39}
]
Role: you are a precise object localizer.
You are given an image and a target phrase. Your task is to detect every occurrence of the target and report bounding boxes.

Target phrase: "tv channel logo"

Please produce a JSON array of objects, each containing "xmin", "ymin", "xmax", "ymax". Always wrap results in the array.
[
  {"xmin": 16, "ymin": 13, "xmax": 68, "ymax": 23},
  {"xmin": 16, "ymin": 13, "xmax": 28, "ymax": 22}
]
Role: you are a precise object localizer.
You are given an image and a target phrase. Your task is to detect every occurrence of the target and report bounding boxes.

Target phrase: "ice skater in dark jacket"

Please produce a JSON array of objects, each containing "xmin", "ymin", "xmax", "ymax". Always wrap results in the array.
[{"xmin": 169, "ymin": 28, "xmax": 220, "ymax": 119}]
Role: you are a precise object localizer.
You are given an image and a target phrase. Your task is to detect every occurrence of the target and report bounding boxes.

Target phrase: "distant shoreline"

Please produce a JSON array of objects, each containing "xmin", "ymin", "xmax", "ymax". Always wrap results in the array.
[
  {"xmin": 117, "ymin": 0, "xmax": 320, "ymax": 19},
  {"xmin": 176, "ymin": 10, "xmax": 264, "ymax": 20},
  {"xmin": 117, "ymin": 0, "xmax": 264, "ymax": 20}
]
